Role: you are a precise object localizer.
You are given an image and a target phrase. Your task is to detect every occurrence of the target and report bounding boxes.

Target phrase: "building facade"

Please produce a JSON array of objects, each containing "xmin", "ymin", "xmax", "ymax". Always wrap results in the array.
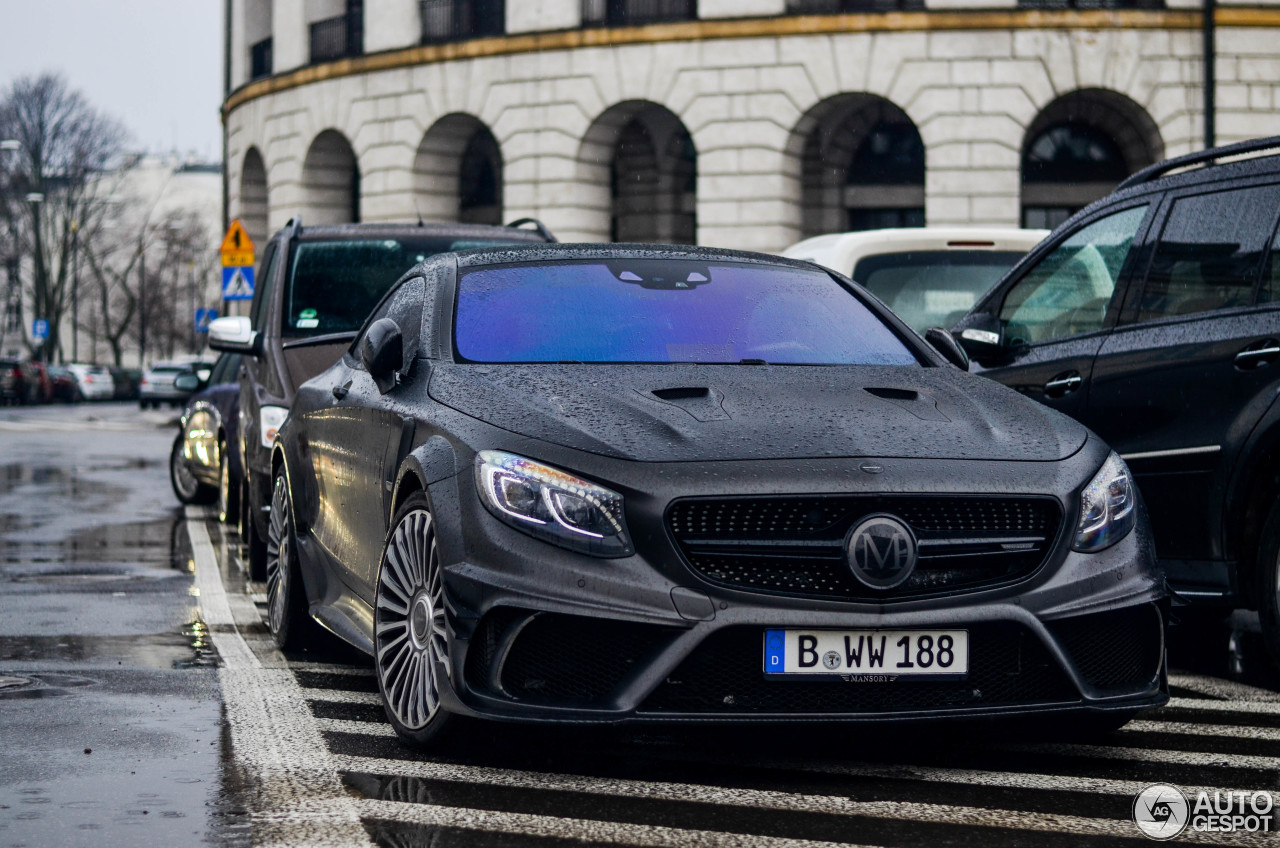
[{"xmin": 223, "ymin": 0, "xmax": 1280, "ymax": 253}]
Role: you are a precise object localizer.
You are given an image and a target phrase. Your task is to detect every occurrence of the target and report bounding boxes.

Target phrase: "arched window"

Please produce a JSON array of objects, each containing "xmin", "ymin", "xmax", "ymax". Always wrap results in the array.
[
  {"xmin": 239, "ymin": 148, "xmax": 269, "ymax": 247},
  {"xmin": 301, "ymin": 130, "xmax": 360, "ymax": 224},
  {"xmin": 580, "ymin": 101, "xmax": 697, "ymax": 244},
  {"xmin": 795, "ymin": 94, "xmax": 924, "ymax": 237},
  {"xmin": 414, "ymin": 114, "xmax": 504, "ymax": 225},
  {"xmin": 1021, "ymin": 90, "xmax": 1163, "ymax": 229}
]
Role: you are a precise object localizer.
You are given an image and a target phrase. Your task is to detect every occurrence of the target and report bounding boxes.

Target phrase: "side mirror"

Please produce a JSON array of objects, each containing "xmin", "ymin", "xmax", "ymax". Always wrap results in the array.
[
  {"xmin": 361, "ymin": 318, "xmax": 403, "ymax": 394},
  {"xmin": 925, "ymin": 327, "xmax": 970, "ymax": 371},
  {"xmin": 952, "ymin": 313, "xmax": 1005, "ymax": 363},
  {"xmin": 174, "ymin": 373, "xmax": 202, "ymax": 393},
  {"xmin": 208, "ymin": 316, "xmax": 261, "ymax": 357}
]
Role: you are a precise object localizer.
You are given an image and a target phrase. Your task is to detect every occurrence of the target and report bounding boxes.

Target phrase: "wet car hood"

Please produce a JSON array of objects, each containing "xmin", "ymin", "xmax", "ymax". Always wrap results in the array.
[{"xmin": 427, "ymin": 363, "xmax": 1087, "ymax": 463}]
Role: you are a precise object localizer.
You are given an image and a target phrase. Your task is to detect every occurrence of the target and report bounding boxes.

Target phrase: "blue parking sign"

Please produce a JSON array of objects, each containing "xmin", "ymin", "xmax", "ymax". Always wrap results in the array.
[
  {"xmin": 222, "ymin": 266, "xmax": 255, "ymax": 301},
  {"xmin": 32, "ymin": 319, "xmax": 48, "ymax": 341}
]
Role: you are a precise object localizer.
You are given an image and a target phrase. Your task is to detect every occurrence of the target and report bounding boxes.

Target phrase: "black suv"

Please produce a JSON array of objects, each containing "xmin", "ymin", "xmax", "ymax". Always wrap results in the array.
[
  {"xmin": 210, "ymin": 218, "xmax": 555, "ymax": 577},
  {"xmin": 953, "ymin": 136, "xmax": 1280, "ymax": 654}
]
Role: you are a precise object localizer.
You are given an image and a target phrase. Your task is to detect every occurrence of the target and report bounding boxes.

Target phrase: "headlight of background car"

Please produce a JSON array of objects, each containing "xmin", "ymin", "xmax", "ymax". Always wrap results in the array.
[
  {"xmin": 1073, "ymin": 451, "xmax": 1137, "ymax": 553},
  {"xmin": 259, "ymin": 405, "xmax": 288, "ymax": 450},
  {"xmin": 475, "ymin": 450, "xmax": 633, "ymax": 557}
]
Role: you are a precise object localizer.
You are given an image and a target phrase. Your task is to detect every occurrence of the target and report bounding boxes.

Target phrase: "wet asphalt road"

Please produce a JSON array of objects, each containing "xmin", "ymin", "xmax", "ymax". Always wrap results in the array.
[
  {"xmin": 4, "ymin": 400, "xmax": 1280, "ymax": 847},
  {"xmin": 0, "ymin": 401, "xmax": 240, "ymax": 847}
]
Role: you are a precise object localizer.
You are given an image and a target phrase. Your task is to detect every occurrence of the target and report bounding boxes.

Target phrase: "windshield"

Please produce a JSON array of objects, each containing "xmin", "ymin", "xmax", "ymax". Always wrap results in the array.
[
  {"xmin": 285, "ymin": 237, "xmax": 530, "ymax": 337},
  {"xmin": 454, "ymin": 260, "xmax": 919, "ymax": 365},
  {"xmin": 853, "ymin": 250, "xmax": 1027, "ymax": 333}
]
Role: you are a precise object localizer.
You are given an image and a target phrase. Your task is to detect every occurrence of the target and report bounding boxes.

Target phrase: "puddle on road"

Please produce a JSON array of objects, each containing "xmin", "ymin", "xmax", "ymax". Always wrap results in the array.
[{"xmin": 0, "ymin": 629, "xmax": 220, "ymax": 672}]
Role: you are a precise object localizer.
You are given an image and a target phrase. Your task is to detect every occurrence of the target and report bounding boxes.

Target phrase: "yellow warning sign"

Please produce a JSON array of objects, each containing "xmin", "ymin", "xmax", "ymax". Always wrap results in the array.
[
  {"xmin": 221, "ymin": 251, "xmax": 255, "ymax": 268},
  {"xmin": 219, "ymin": 220, "xmax": 255, "ymax": 262}
]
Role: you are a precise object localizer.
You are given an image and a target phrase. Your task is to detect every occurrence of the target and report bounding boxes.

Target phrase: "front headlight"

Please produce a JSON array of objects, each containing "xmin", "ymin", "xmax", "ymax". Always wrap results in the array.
[
  {"xmin": 475, "ymin": 450, "xmax": 633, "ymax": 557},
  {"xmin": 259, "ymin": 405, "xmax": 288, "ymax": 450},
  {"xmin": 1073, "ymin": 451, "xmax": 1137, "ymax": 553}
]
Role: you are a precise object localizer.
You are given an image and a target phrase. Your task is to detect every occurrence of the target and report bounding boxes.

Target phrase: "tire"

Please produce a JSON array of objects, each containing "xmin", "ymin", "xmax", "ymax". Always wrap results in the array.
[
  {"xmin": 265, "ymin": 470, "xmax": 319, "ymax": 651},
  {"xmin": 245, "ymin": 478, "xmax": 269, "ymax": 581},
  {"xmin": 169, "ymin": 436, "xmax": 216, "ymax": 505},
  {"xmin": 1256, "ymin": 498, "xmax": 1280, "ymax": 673},
  {"xmin": 217, "ymin": 441, "xmax": 240, "ymax": 525},
  {"xmin": 375, "ymin": 491, "xmax": 455, "ymax": 748}
]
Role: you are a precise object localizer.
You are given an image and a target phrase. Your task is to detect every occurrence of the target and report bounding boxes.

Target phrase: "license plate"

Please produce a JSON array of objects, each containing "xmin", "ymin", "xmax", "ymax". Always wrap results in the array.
[{"xmin": 763, "ymin": 629, "xmax": 968, "ymax": 678}]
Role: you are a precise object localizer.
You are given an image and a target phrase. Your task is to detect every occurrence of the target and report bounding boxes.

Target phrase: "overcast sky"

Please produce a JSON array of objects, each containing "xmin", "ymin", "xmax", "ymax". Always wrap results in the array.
[{"xmin": 0, "ymin": 0, "xmax": 223, "ymax": 161}]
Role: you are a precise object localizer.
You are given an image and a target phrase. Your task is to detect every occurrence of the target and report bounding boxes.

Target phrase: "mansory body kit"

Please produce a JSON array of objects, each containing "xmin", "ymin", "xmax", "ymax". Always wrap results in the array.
[{"xmin": 267, "ymin": 244, "xmax": 1167, "ymax": 746}]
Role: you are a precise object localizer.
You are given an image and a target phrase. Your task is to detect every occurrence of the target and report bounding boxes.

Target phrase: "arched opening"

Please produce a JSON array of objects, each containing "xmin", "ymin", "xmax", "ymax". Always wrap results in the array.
[
  {"xmin": 792, "ymin": 94, "xmax": 924, "ymax": 237},
  {"xmin": 301, "ymin": 129, "xmax": 360, "ymax": 225},
  {"xmin": 1021, "ymin": 89, "xmax": 1163, "ymax": 229},
  {"xmin": 239, "ymin": 148, "xmax": 269, "ymax": 247},
  {"xmin": 413, "ymin": 114, "xmax": 503, "ymax": 225},
  {"xmin": 579, "ymin": 101, "xmax": 696, "ymax": 245}
]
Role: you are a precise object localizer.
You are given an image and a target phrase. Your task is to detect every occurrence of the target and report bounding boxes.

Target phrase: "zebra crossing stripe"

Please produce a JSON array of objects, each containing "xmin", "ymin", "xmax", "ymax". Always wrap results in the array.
[
  {"xmin": 186, "ymin": 510, "xmax": 373, "ymax": 847},
  {"xmin": 336, "ymin": 757, "xmax": 1272, "ymax": 846},
  {"xmin": 357, "ymin": 798, "xmax": 874, "ymax": 848}
]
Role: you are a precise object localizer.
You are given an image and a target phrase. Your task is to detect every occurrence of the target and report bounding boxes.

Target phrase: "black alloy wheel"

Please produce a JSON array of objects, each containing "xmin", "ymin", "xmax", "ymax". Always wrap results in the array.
[
  {"xmin": 375, "ymin": 491, "xmax": 454, "ymax": 747},
  {"xmin": 265, "ymin": 471, "xmax": 317, "ymax": 651}
]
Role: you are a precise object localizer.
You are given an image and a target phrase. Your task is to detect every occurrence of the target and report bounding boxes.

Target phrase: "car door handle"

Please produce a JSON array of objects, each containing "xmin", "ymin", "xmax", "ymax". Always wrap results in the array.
[
  {"xmin": 1235, "ymin": 341, "xmax": 1280, "ymax": 369},
  {"xmin": 332, "ymin": 380, "xmax": 352, "ymax": 400},
  {"xmin": 1044, "ymin": 371, "xmax": 1083, "ymax": 397}
]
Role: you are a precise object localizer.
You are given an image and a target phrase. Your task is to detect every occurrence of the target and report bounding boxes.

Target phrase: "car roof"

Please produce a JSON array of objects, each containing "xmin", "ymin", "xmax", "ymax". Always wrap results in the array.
[
  {"xmin": 779, "ymin": 227, "xmax": 1050, "ymax": 273},
  {"xmin": 449, "ymin": 242, "xmax": 833, "ymax": 272},
  {"xmin": 293, "ymin": 221, "xmax": 550, "ymax": 244}
]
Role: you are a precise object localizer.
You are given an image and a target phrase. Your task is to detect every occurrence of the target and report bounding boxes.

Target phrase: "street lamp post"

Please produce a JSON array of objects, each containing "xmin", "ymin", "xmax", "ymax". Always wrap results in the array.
[
  {"xmin": 71, "ymin": 219, "xmax": 78, "ymax": 362},
  {"xmin": 25, "ymin": 191, "xmax": 44, "ymax": 363},
  {"xmin": 0, "ymin": 140, "xmax": 21, "ymax": 356}
]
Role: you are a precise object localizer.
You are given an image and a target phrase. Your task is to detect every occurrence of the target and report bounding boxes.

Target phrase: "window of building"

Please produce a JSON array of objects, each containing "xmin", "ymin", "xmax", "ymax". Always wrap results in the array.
[
  {"xmin": 420, "ymin": 0, "xmax": 504, "ymax": 43},
  {"xmin": 582, "ymin": 0, "xmax": 696, "ymax": 27}
]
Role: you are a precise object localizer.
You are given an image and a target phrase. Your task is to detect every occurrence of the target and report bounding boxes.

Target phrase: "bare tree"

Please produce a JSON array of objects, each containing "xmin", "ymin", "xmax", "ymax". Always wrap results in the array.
[{"xmin": 0, "ymin": 73, "xmax": 128, "ymax": 361}]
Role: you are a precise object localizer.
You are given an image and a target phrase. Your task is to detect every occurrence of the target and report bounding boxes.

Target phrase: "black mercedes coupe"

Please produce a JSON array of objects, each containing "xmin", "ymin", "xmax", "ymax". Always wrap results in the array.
[{"xmin": 268, "ymin": 244, "xmax": 1167, "ymax": 747}]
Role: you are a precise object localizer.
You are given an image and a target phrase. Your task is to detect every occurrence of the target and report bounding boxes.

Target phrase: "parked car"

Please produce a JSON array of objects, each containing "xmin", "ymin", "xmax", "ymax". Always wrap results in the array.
[
  {"xmin": 781, "ymin": 228, "xmax": 1048, "ymax": 335},
  {"xmin": 0, "ymin": 359, "xmax": 29, "ymax": 405},
  {"xmin": 169, "ymin": 353, "xmax": 243, "ymax": 523},
  {"xmin": 951, "ymin": 135, "xmax": 1280, "ymax": 661},
  {"xmin": 140, "ymin": 360, "xmax": 214, "ymax": 409},
  {"xmin": 110, "ymin": 367, "xmax": 142, "ymax": 401},
  {"xmin": 64, "ymin": 363, "xmax": 115, "ymax": 401},
  {"xmin": 265, "ymin": 243, "xmax": 1165, "ymax": 748},
  {"xmin": 209, "ymin": 217, "xmax": 556, "ymax": 579},
  {"xmin": 46, "ymin": 366, "xmax": 80, "ymax": 403}
]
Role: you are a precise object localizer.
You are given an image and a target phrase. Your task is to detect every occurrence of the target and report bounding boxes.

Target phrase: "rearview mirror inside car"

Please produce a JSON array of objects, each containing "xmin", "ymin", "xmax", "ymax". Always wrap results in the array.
[
  {"xmin": 361, "ymin": 318, "xmax": 403, "ymax": 394},
  {"xmin": 208, "ymin": 316, "xmax": 261, "ymax": 357}
]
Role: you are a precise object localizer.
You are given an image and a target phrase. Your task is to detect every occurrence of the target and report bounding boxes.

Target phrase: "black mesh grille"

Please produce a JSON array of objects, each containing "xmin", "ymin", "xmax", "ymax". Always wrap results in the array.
[
  {"xmin": 641, "ymin": 623, "xmax": 1077, "ymax": 714},
  {"xmin": 1047, "ymin": 604, "xmax": 1164, "ymax": 693},
  {"xmin": 492, "ymin": 613, "xmax": 679, "ymax": 708},
  {"xmin": 667, "ymin": 495, "xmax": 1061, "ymax": 602}
]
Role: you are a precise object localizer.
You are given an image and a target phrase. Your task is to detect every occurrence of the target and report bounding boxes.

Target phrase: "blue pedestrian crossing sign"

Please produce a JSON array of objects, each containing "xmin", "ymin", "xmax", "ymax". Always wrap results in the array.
[
  {"xmin": 195, "ymin": 308, "xmax": 219, "ymax": 333},
  {"xmin": 31, "ymin": 319, "xmax": 48, "ymax": 341},
  {"xmin": 222, "ymin": 265, "xmax": 255, "ymax": 301}
]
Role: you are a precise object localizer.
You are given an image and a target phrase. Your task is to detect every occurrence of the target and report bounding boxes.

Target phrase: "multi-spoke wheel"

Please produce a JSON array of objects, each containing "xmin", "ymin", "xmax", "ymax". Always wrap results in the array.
[
  {"xmin": 265, "ymin": 470, "xmax": 316, "ymax": 650},
  {"xmin": 375, "ymin": 491, "xmax": 453, "ymax": 746},
  {"xmin": 169, "ymin": 435, "xmax": 215, "ymax": 505},
  {"xmin": 217, "ymin": 440, "xmax": 239, "ymax": 525}
]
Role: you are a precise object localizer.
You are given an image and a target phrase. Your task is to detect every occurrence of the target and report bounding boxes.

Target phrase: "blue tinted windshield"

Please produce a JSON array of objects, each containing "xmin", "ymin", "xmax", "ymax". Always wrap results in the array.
[{"xmin": 454, "ymin": 260, "xmax": 919, "ymax": 365}]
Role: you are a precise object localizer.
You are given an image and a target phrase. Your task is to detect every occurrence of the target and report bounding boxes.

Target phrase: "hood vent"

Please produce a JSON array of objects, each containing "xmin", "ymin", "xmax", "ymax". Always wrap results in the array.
[
  {"xmin": 864, "ymin": 387, "xmax": 951, "ymax": 423},
  {"xmin": 645, "ymin": 386, "xmax": 730, "ymax": 422}
]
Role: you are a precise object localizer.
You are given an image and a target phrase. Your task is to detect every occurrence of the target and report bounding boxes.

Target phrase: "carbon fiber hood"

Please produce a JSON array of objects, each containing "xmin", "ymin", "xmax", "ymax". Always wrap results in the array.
[{"xmin": 427, "ymin": 363, "xmax": 1087, "ymax": 463}]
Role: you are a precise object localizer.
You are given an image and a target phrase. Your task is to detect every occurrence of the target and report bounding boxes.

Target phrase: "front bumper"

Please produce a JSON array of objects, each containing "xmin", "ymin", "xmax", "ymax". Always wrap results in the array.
[{"xmin": 424, "ymin": 451, "xmax": 1168, "ymax": 725}]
